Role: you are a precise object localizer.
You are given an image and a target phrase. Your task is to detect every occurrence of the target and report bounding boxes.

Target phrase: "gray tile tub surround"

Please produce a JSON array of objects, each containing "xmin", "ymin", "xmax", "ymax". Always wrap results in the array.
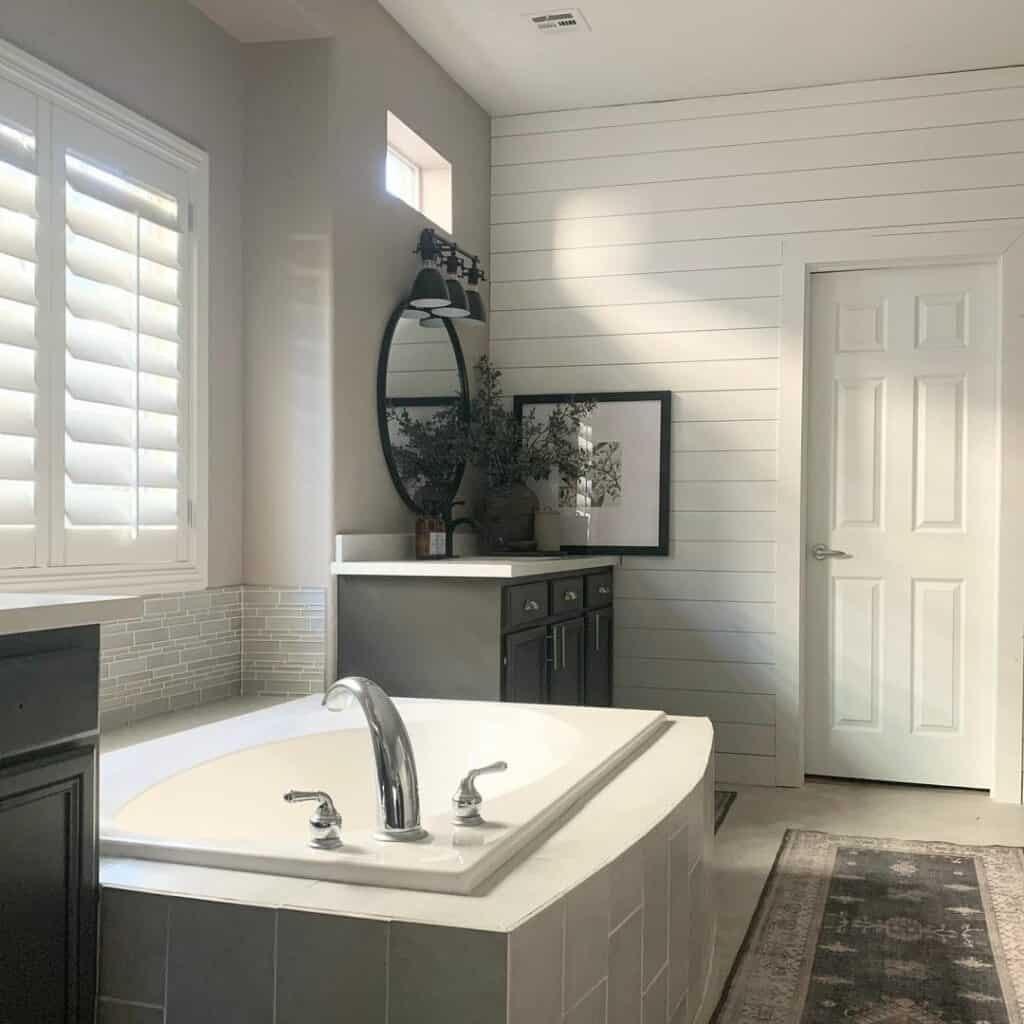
[
  {"xmin": 97, "ymin": 783, "xmax": 714, "ymax": 1024},
  {"xmin": 241, "ymin": 585, "xmax": 326, "ymax": 697},
  {"xmin": 99, "ymin": 587, "xmax": 243, "ymax": 730}
]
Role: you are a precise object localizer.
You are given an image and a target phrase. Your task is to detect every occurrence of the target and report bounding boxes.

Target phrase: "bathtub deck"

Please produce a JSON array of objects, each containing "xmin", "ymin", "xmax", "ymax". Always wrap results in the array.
[{"xmin": 99, "ymin": 697, "xmax": 713, "ymax": 933}]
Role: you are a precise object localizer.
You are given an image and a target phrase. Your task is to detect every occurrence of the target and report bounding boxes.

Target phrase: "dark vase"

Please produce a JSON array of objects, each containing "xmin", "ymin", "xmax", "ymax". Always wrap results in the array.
[{"xmin": 481, "ymin": 482, "xmax": 539, "ymax": 552}]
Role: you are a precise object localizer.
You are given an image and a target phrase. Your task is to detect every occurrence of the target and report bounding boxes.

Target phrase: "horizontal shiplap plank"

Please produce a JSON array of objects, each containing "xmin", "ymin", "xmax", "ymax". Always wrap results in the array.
[
  {"xmin": 492, "ymin": 87, "xmax": 1024, "ymax": 164},
  {"xmin": 671, "ymin": 480, "xmax": 777, "ymax": 511},
  {"xmin": 615, "ymin": 656, "xmax": 777, "ymax": 693},
  {"xmin": 624, "ymin": 541, "xmax": 776, "ymax": 572},
  {"xmin": 715, "ymin": 723, "xmax": 776, "ymax": 756},
  {"xmin": 492, "ymin": 185, "xmax": 1024, "ymax": 252},
  {"xmin": 617, "ymin": 568, "xmax": 775, "ymax": 602},
  {"xmin": 491, "ymin": 237, "xmax": 782, "ymax": 282},
  {"xmin": 615, "ymin": 627, "xmax": 775, "ymax": 663},
  {"xmin": 616, "ymin": 598, "xmax": 775, "ymax": 632},
  {"xmin": 491, "ymin": 296, "xmax": 778, "ymax": 339},
  {"xmin": 496, "ymin": 360, "xmax": 779, "ymax": 394},
  {"xmin": 671, "ymin": 510, "xmax": 776, "ymax": 542},
  {"xmin": 491, "ymin": 266, "xmax": 779, "ymax": 310},
  {"xmin": 716, "ymin": 752, "xmax": 776, "ymax": 786},
  {"xmin": 493, "ymin": 153, "xmax": 1024, "ymax": 224},
  {"xmin": 674, "ymin": 419, "xmax": 779, "ymax": 450},
  {"xmin": 492, "ymin": 67, "xmax": 1024, "ymax": 136},
  {"xmin": 493, "ymin": 119, "xmax": 1024, "ymax": 194},
  {"xmin": 615, "ymin": 686, "xmax": 776, "ymax": 724},
  {"xmin": 673, "ymin": 391, "xmax": 778, "ymax": 421},
  {"xmin": 491, "ymin": 329, "xmax": 778, "ymax": 368},
  {"xmin": 673, "ymin": 451, "xmax": 777, "ymax": 481}
]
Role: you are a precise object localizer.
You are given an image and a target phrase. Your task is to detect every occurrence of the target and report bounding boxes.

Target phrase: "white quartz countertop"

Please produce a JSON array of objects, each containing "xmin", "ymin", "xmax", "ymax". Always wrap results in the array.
[
  {"xmin": 0, "ymin": 593, "xmax": 143, "ymax": 636},
  {"xmin": 331, "ymin": 555, "xmax": 618, "ymax": 579}
]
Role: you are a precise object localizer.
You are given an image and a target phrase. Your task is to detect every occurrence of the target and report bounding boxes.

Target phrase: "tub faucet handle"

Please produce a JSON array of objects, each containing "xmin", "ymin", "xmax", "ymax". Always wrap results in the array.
[
  {"xmin": 284, "ymin": 789, "xmax": 343, "ymax": 850},
  {"xmin": 452, "ymin": 761, "xmax": 508, "ymax": 827}
]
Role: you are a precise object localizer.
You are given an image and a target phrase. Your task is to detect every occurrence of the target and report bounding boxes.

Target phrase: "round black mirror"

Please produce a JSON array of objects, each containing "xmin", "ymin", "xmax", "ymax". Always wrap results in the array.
[{"xmin": 377, "ymin": 301, "xmax": 470, "ymax": 516}]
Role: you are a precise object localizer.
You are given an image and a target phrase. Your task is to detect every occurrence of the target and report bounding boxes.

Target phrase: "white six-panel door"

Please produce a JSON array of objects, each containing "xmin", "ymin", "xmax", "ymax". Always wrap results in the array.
[{"xmin": 805, "ymin": 264, "xmax": 997, "ymax": 788}]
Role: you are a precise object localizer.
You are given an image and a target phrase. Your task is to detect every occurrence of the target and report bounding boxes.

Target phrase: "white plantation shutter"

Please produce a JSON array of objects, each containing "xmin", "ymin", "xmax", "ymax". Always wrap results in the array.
[
  {"xmin": 54, "ymin": 113, "xmax": 189, "ymax": 567},
  {"xmin": 0, "ymin": 45, "xmax": 206, "ymax": 585},
  {"xmin": 0, "ymin": 92, "xmax": 40, "ymax": 568}
]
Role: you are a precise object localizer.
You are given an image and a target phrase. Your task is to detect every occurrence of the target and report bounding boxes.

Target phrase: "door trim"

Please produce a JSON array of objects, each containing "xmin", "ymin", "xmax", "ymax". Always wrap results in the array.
[{"xmin": 778, "ymin": 225, "xmax": 1024, "ymax": 801}]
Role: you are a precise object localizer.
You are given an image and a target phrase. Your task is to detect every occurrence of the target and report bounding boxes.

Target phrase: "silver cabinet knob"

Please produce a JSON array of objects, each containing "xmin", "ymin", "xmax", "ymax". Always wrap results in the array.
[
  {"xmin": 523, "ymin": 599, "xmax": 540, "ymax": 612},
  {"xmin": 563, "ymin": 590, "xmax": 578, "ymax": 601},
  {"xmin": 284, "ymin": 789, "xmax": 343, "ymax": 849},
  {"xmin": 811, "ymin": 543, "xmax": 852, "ymax": 561},
  {"xmin": 452, "ymin": 761, "xmax": 508, "ymax": 826}
]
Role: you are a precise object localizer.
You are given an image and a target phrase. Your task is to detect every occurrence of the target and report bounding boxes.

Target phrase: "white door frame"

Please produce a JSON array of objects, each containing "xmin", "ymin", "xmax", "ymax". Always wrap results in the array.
[{"xmin": 777, "ymin": 225, "xmax": 1024, "ymax": 801}]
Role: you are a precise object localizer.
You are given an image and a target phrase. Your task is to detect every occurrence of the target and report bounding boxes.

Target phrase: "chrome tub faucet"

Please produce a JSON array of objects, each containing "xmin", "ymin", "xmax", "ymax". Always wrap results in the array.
[{"xmin": 323, "ymin": 676, "xmax": 427, "ymax": 842}]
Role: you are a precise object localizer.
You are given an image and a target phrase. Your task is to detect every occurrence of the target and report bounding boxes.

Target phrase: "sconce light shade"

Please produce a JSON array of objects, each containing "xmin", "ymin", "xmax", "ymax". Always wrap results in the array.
[
  {"xmin": 409, "ymin": 266, "xmax": 450, "ymax": 308},
  {"xmin": 436, "ymin": 277, "xmax": 470, "ymax": 318},
  {"xmin": 466, "ymin": 289, "xmax": 487, "ymax": 324},
  {"xmin": 401, "ymin": 305, "xmax": 428, "ymax": 320},
  {"xmin": 419, "ymin": 315, "xmax": 445, "ymax": 329}
]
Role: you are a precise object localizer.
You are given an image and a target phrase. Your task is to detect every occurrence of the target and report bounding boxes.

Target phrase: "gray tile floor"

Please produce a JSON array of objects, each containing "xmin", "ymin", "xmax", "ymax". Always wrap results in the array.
[{"xmin": 702, "ymin": 778, "xmax": 1024, "ymax": 1023}]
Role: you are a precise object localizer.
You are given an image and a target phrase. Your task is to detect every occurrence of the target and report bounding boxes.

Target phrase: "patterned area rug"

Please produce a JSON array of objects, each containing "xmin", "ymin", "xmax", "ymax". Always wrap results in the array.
[
  {"xmin": 712, "ymin": 830, "xmax": 1024, "ymax": 1023},
  {"xmin": 715, "ymin": 790, "xmax": 737, "ymax": 833}
]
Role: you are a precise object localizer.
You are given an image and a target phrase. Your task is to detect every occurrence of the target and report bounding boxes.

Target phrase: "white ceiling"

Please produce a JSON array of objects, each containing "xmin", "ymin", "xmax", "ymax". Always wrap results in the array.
[{"xmin": 194, "ymin": 0, "xmax": 1024, "ymax": 117}]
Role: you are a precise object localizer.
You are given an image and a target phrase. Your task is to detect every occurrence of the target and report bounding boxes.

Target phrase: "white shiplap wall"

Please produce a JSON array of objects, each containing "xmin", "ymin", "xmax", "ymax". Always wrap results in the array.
[{"xmin": 490, "ymin": 67, "xmax": 1024, "ymax": 786}]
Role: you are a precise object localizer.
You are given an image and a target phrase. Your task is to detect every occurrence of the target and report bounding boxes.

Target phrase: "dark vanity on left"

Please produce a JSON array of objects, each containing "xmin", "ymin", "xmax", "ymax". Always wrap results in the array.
[{"xmin": 0, "ymin": 593, "xmax": 140, "ymax": 1024}]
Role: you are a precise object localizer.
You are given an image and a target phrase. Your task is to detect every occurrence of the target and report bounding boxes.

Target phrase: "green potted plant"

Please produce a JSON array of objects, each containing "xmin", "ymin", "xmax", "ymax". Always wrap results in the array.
[{"xmin": 465, "ymin": 357, "xmax": 593, "ymax": 551}]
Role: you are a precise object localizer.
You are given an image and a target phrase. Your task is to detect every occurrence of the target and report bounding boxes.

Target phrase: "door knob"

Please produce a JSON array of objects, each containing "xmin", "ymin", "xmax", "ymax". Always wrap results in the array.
[{"xmin": 811, "ymin": 543, "xmax": 852, "ymax": 561}]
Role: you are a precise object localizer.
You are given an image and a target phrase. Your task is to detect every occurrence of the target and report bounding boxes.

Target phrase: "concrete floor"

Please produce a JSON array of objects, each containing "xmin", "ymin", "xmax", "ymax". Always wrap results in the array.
[{"xmin": 704, "ymin": 779, "xmax": 1024, "ymax": 1021}]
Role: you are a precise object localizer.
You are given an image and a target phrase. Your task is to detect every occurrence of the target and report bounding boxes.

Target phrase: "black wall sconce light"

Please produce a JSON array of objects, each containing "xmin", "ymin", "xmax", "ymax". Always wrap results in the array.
[{"xmin": 408, "ymin": 228, "xmax": 487, "ymax": 325}]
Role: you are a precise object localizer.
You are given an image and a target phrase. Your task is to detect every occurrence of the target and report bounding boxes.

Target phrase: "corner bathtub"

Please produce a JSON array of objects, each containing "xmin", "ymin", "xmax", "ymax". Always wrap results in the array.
[{"xmin": 100, "ymin": 695, "xmax": 665, "ymax": 895}]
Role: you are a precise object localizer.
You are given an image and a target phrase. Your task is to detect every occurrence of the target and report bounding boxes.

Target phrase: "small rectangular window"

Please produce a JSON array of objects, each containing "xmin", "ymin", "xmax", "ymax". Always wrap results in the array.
[{"xmin": 385, "ymin": 112, "xmax": 452, "ymax": 232}]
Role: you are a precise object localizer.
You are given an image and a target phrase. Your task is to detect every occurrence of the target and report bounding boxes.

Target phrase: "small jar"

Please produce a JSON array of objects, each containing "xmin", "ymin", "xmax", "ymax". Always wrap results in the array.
[{"xmin": 415, "ymin": 514, "xmax": 447, "ymax": 559}]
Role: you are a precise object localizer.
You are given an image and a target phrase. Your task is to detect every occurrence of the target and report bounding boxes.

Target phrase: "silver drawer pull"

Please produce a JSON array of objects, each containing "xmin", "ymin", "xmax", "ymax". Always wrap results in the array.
[
  {"xmin": 523, "ymin": 599, "xmax": 540, "ymax": 612},
  {"xmin": 598, "ymin": 585, "xmax": 611, "ymax": 595},
  {"xmin": 563, "ymin": 590, "xmax": 578, "ymax": 602}
]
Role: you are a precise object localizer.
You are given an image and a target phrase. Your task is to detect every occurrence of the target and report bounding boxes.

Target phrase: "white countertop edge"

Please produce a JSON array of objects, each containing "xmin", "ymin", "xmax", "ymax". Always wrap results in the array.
[
  {"xmin": 0, "ymin": 593, "xmax": 143, "ymax": 636},
  {"xmin": 99, "ymin": 713, "xmax": 713, "ymax": 933},
  {"xmin": 331, "ymin": 555, "xmax": 618, "ymax": 579}
]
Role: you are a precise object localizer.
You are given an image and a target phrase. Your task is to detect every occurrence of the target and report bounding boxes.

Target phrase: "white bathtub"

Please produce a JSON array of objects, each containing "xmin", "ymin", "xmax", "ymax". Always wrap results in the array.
[{"xmin": 100, "ymin": 695, "xmax": 665, "ymax": 895}]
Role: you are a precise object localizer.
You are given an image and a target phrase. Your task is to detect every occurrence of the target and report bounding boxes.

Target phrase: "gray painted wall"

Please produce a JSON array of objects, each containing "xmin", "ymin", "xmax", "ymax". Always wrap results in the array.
[
  {"xmin": 324, "ymin": 0, "xmax": 491, "ymax": 537},
  {"xmin": 240, "ymin": 3, "xmax": 491, "ymax": 592},
  {"xmin": 1, "ymin": 0, "xmax": 247, "ymax": 588},
  {"xmin": 243, "ymin": 41, "xmax": 334, "ymax": 588}
]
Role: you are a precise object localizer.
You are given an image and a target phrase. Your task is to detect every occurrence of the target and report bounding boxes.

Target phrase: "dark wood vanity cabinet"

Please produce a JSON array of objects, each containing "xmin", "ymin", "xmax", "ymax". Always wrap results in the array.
[
  {"xmin": 0, "ymin": 626, "xmax": 100, "ymax": 1024},
  {"xmin": 500, "ymin": 571, "xmax": 612, "ymax": 707},
  {"xmin": 339, "ymin": 566, "xmax": 614, "ymax": 706}
]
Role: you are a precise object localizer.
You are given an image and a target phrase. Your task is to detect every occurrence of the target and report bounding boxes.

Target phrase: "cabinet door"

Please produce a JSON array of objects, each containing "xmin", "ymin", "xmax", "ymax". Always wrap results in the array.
[
  {"xmin": 549, "ymin": 618, "xmax": 584, "ymax": 706},
  {"xmin": 585, "ymin": 610, "xmax": 613, "ymax": 707},
  {"xmin": 503, "ymin": 625, "xmax": 549, "ymax": 703},
  {"xmin": 0, "ymin": 744, "xmax": 97, "ymax": 1024}
]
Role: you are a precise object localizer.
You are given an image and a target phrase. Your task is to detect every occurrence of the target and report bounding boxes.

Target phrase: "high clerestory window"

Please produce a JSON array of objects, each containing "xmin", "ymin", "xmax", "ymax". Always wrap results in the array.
[{"xmin": 385, "ymin": 111, "xmax": 452, "ymax": 232}]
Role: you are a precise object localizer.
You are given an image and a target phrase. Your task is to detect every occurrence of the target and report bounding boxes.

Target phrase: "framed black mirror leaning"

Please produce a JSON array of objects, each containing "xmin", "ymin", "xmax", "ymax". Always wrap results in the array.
[{"xmin": 376, "ymin": 300, "xmax": 470, "ymax": 516}]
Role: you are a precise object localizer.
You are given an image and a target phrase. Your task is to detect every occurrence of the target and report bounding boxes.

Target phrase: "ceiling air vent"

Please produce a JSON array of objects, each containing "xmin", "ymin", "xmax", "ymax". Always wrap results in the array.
[{"xmin": 525, "ymin": 8, "xmax": 590, "ymax": 34}]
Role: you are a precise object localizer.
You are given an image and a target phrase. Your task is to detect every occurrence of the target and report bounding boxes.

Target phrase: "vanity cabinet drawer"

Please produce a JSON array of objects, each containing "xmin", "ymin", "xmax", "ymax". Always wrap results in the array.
[
  {"xmin": 585, "ymin": 572, "xmax": 614, "ymax": 608},
  {"xmin": 551, "ymin": 577, "xmax": 583, "ymax": 615},
  {"xmin": 0, "ymin": 648, "xmax": 98, "ymax": 759},
  {"xmin": 504, "ymin": 582, "xmax": 549, "ymax": 631}
]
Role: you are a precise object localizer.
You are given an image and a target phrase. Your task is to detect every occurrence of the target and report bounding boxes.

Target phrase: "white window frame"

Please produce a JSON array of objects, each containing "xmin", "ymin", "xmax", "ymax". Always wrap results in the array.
[{"xmin": 0, "ymin": 38, "xmax": 209, "ymax": 594}]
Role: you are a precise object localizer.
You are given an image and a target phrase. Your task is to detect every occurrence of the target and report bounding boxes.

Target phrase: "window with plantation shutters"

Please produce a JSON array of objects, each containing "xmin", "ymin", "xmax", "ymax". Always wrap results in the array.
[{"xmin": 0, "ymin": 42, "xmax": 208, "ymax": 587}]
